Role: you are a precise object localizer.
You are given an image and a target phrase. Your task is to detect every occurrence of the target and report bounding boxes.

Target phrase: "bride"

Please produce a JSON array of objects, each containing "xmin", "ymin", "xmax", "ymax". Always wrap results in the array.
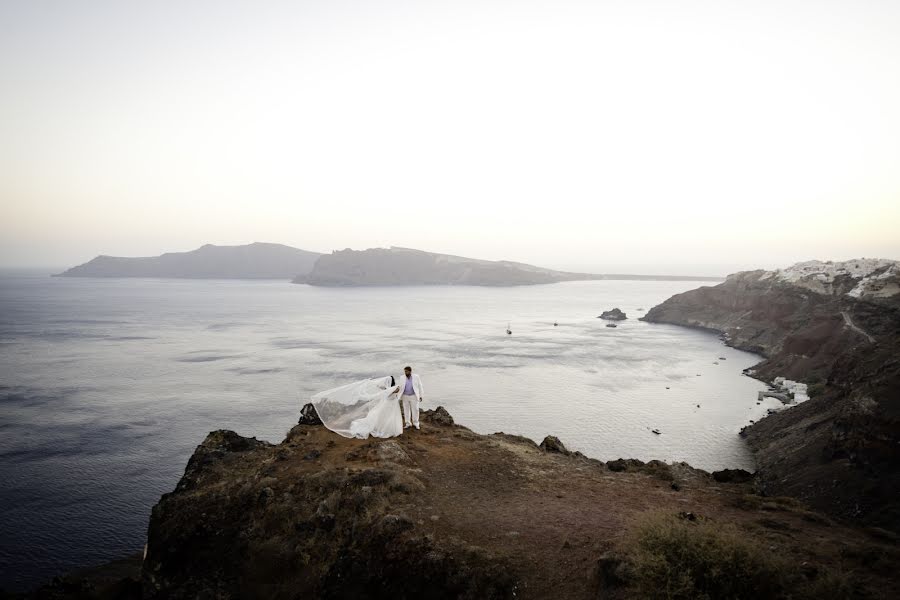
[{"xmin": 310, "ymin": 376, "xmax": 403, "ymax": 439}]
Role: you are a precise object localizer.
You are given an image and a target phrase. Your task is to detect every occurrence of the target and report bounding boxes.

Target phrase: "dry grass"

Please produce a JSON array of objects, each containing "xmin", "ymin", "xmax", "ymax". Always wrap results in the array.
[
  {"xmin": 621, "ymin": 511, "xmax": 880, "ymax": 600},
  {"xmin": 624, "ymin": 511, "xmax": 789, "ymax": 599}
]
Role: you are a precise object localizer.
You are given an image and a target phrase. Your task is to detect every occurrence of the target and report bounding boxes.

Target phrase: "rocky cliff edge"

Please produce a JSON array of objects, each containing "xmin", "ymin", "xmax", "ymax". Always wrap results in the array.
[
  {"xmin": 643, "ymin": 259, "xmax": 900, "ymax": 533},
  {"xmin": 26, "ymin": 407, "xmax": 899, "ymax": 599}
]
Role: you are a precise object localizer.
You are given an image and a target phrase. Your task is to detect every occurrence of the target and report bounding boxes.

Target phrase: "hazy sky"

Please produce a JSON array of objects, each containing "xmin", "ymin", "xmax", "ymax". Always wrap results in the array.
[{"xmin": 2, "ymin": 0, "xmax": 899, "ymax": 275}]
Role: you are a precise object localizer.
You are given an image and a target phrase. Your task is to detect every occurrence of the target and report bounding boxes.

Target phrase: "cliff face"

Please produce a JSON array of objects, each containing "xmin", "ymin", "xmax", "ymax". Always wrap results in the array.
[
  {"xmin": 55, "ymin": 243, "xmax": 321, "ymax": 280},
  {"xmin": 643, "ymin": 260, "xmax": 900, "ymax": 531},
  {"xmin": 22, "ymin": 407, "xmax": 899, "ymax": 598},
  {"xmin": 131, "ymin": 408, "xmax": 899, "ymax": 599}
]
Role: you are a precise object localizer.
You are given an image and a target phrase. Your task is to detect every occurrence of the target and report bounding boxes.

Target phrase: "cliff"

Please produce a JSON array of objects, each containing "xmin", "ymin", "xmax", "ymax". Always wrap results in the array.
[
  {"xmin": 55, "ymin": 243, "xmax": 321, "ymax": 280},
  {"xmin": 300, "ymin": 247, "xmax": 722, "ymax": 286},
  {"xmin": 643, "ymin": 259, "xmax": 900, "ymax": 532},
  {"xmin": 23, "ymin": 408, "xmax": 899, "ymax": 599}
]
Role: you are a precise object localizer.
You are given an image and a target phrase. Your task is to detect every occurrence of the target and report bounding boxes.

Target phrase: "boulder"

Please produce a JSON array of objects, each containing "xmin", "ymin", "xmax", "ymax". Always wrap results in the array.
[
  {"xmin": 539, "ymin": 435, "xmax": 570, "ymax": 455},
  {"xmin": 422, "ymin": 406, "xmax": 455, "ymax": 426},
  {"xmin": 373, "ymin": 440, "xmax": 411, "ymax": 464},
  {"xmin": 298, "ymin": 403, "xmax": 323, "ymax": 426},
  {"xmin": 606, "ymin": 458, "xmax": 645, "ymax": 472},
  {"xmin": 711, "ymin": 468, "xmax": 754, "ymax": 483},
  {"xmin": 378, "ymin": 514, "xmax": 415, "ymax": 537}
]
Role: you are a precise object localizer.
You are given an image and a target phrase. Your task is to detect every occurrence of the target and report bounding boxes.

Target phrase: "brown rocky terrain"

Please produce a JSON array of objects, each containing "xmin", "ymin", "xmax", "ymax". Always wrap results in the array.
[
  {"xmin": 642, "ymin": 263, "xmax": 900, "ymax": 533},
  {"xmin": 14, "ymin": 407, "xmax": 898, "ymax": 599}
]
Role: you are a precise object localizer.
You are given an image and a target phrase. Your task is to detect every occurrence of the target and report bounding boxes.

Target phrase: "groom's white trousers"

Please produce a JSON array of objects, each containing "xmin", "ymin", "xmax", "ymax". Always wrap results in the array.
[{"xmin": 401, "ymin": 394, "xmax": 420, "ymax": 427}]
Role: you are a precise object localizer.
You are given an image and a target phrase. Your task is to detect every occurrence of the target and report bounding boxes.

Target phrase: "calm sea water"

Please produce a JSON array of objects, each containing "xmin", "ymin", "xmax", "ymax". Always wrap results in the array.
[{"xmin": 0, "ymin": 273, "xmax": 766, "ymax": 590}]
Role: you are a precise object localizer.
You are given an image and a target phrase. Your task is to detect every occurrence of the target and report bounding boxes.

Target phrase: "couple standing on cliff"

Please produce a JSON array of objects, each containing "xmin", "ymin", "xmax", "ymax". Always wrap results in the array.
[{"xmin": 309, "ymin": 366, "xmax": 425, "ymax": 439}]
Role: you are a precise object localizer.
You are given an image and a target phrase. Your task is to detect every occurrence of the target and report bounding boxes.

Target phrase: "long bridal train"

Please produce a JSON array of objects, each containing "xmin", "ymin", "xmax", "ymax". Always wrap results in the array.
[{"xmin": 310, "ymin": 376, "xmax": 403, "ymax": 439}]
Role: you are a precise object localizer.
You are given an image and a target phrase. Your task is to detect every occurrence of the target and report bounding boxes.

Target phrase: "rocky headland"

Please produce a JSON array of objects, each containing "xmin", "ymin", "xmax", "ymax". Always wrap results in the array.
[
  {"xmin": 55, "ymin": 243, "xmax": 321, "ymax": 280},
  {"xmin": 643, "ymin": 259, "xmax": 900, "ymax": 533},
  {"xmin": 14, "ymin": 406, "xmax": 899, "ymax": 599},
  {"xmin": 300, "ymin": 247, "xmax": 722, "ymax": 287}
]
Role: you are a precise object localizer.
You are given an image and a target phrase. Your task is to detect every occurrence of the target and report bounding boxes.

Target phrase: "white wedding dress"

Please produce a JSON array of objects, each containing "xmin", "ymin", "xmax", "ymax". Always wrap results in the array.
[{"xmin": 310, "ymin": 376, "xmax": 403, "ymax": 439}]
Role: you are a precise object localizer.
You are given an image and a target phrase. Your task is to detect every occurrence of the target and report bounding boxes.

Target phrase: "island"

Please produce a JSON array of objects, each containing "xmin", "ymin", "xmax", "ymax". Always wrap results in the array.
[
  {"xmin": 300, "ymin": 247, "xmax": 723, "ymax": 287},
  {"xmin": 598, "ymin": 308, "xmax": 627, "ymax": 320},
  {"xmin": 55, "ymin": 242, "xmax": 322, "ymax": 280},
  {"xmin": 643, "ymin": 258, "xmax": 900, "ymax": 534},
  {"xmin": 56, "ymin": 243, "xmax": 725, "ymax": 287}
]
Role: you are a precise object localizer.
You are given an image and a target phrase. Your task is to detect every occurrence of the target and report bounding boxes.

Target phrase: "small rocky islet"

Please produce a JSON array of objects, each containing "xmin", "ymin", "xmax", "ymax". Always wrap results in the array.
[{"xmin": 597, "ymin": 308, "xmax": 627, "ymax": 321}]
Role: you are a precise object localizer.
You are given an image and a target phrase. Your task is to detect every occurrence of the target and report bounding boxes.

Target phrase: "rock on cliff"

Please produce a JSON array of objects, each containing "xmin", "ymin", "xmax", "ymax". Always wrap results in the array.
[
  {"xmin": 133, "ymin": 406, "xmax": 899, "ymax": 599},
  {"xmin": 55, "ymin": 243, "xmax": 321, "ymax": 280},
  {"xmin": 643, "ymin": 259, "xmax": 900, "ymax": 532}
]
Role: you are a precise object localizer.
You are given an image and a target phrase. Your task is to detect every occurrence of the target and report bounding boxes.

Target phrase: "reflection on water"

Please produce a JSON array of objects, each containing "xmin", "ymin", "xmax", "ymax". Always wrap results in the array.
[{"xmin": 0, "ymin": 275, "xmax": 764, "ymax": 590}]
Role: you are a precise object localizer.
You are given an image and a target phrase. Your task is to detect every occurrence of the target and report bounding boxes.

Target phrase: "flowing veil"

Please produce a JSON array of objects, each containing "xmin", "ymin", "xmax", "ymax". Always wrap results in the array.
[{"xmin": 310, "ymin": 376, "xmax": 402, "ymax": 439}]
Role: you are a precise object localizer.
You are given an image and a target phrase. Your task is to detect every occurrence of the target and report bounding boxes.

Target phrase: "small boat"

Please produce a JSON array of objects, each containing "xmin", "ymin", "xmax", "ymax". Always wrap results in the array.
[
  {"xmin": 553, "ymin": 322, "xmax": 558, "ymax": 327},
  {"xmin": 651, "ymin": 429, "xmax": 661, "ymax": 435},
  {"xmin": 605, "ymin": 323, "xmax": 617, "ymax": 328},
  {"xmin": 506, "ymin": 323, "xmax": 512, "ymax": 335}
]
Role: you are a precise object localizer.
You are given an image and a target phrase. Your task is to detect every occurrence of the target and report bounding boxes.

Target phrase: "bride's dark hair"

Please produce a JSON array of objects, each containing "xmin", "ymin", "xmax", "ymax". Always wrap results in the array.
[{"xmin": 390, "ymin": 375, "xmax": 395, "ymax": 386}]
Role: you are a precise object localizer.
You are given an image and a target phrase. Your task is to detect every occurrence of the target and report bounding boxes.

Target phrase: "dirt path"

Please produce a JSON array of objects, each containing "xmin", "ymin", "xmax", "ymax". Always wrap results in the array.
[
  {"xmin": 373, "ymin": 424, "xmax": 891, "ymax": 599},
  {"xmin": 841, "ymin": 310, "xmax": 876, "ymax": 343}
]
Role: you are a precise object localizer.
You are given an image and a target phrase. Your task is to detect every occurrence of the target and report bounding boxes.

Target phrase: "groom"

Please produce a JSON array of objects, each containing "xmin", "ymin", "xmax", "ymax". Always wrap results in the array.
[{"xmin": 395, "ymin": 366, "xmax": 424, "ymax": 430}]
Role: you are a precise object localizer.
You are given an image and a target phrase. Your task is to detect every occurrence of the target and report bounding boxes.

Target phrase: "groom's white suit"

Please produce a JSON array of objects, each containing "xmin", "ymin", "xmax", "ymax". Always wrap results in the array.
[{"xmin": 397, "ymin": 373, "xmax": 424, "ymax": 428}]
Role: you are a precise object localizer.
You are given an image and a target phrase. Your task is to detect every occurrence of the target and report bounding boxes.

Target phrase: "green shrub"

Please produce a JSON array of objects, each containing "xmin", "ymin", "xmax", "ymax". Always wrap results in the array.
[
  {"xmin": 808, "ymin": 383, "xmax": 827, "ymax": 398},
  {"xmin": 729, "ymin": 494, "xmax": 764, "ymax": 510},
  {"xmin": 626, "ymin": 512, "xmax": 787, "ymax": 599},
  {"xmin": 796, "ymin": 570, "xmax": 856, "ymax": 600}
]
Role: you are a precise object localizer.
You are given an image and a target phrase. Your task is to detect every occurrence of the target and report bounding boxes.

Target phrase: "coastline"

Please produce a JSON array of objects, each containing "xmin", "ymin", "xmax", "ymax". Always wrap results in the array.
[{"xmin": 640, "ymin": 266, "xmax": 900, "ymax": 533}]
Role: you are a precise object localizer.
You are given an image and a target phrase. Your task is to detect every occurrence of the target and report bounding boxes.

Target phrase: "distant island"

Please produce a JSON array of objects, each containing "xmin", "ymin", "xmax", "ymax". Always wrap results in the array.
[
  {"xmin": 56, "ymin": 243, "xmax": 724, "ymax": 285},
  {"xmin": 300, "ymin": 247, "xmax": 722, "ymax": 286},
  {"xmin": 55, "ymin": 242, "xmax": 322, "ymax": 280}
]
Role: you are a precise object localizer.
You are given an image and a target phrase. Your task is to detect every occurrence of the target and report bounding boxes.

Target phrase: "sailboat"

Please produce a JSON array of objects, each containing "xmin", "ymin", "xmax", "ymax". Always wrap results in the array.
[{"xmin": 506, "ymin": 323, "xmax": 512, "ymax": 335}]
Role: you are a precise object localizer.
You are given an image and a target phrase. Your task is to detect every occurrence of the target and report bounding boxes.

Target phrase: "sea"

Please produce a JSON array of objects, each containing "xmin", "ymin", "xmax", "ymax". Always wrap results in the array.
[{"xmin": 0, "ymin": 272, "xmax": 768, "ymax": 590}]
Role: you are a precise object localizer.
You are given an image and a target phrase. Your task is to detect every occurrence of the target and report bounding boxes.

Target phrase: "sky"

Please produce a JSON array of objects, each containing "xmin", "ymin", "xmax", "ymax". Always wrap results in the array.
[{"xmin": 1, "ymin": 0, "xmax": 899, "ymax": 276}]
